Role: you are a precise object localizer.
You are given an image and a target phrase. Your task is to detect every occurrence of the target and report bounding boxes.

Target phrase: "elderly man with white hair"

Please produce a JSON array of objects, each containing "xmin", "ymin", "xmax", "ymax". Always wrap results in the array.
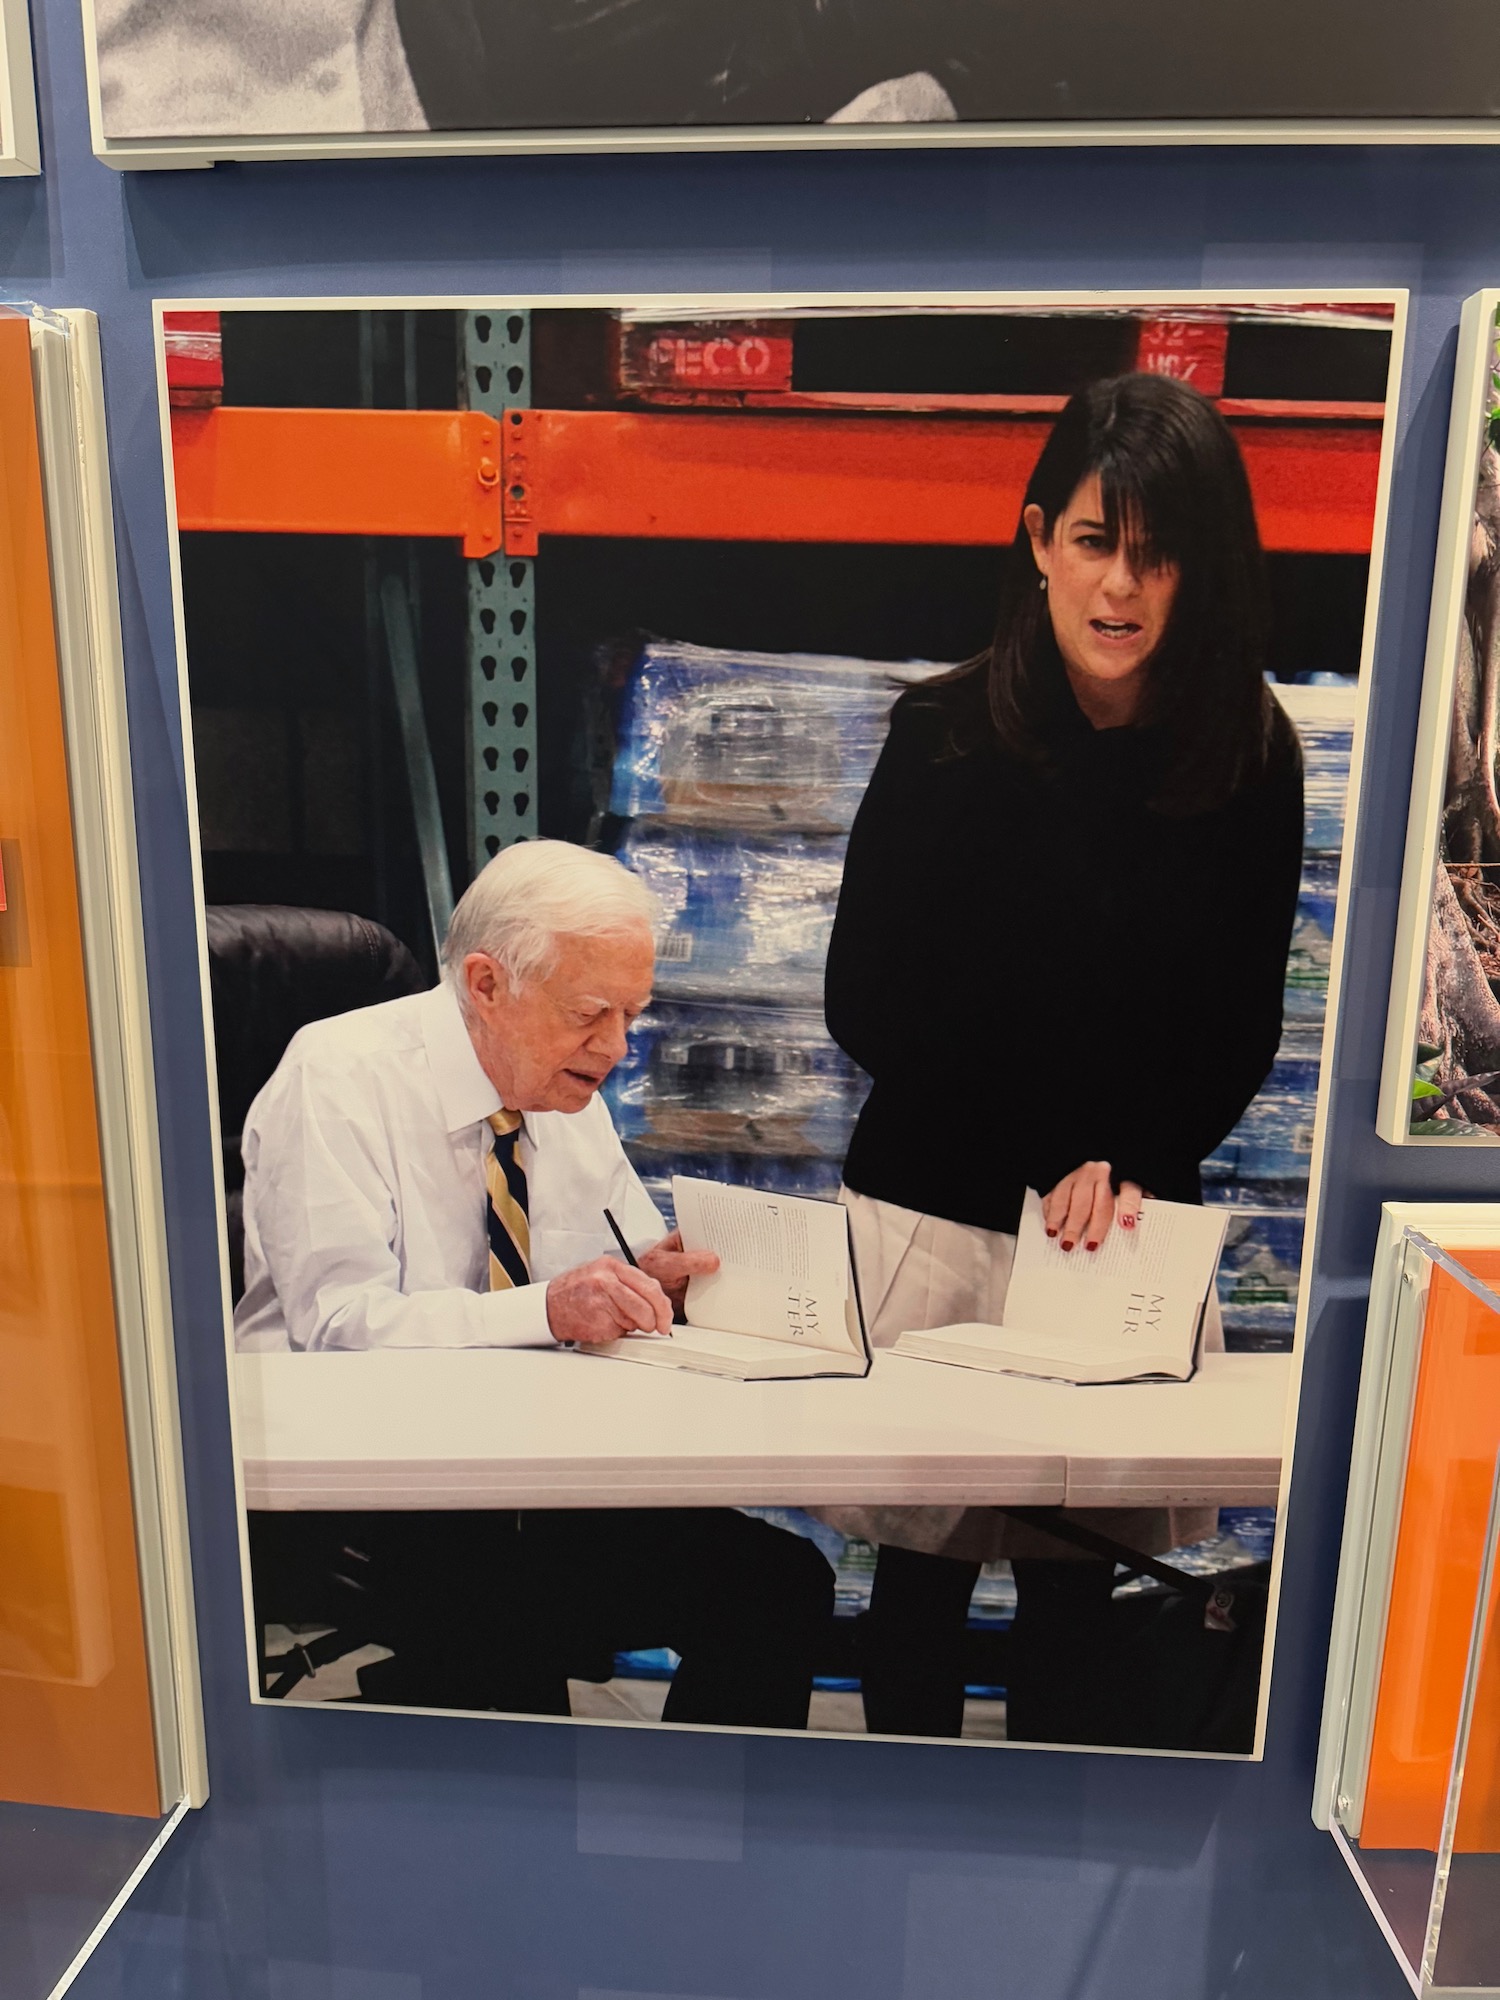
[{"xmin": 235, "ymin": 839, "xmax": 832, "ymax": 1725}]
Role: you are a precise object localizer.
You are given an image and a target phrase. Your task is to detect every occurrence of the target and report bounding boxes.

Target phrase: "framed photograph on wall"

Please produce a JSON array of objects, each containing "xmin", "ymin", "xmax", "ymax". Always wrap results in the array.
[
  {"xmin": 0, "ymin": 0, "xmax": 38, "ymax": 175},
  {"xmin": 89, "ymin": 3, "xmax": 1500, "ymax": 170},
  {"xmin": 1380, "ymin": 291, "xmax": 1500, "ymax": 1145},
  {"xmin": 155, "ymin": 290, "xmax": 1402, "ymax": 1755}
]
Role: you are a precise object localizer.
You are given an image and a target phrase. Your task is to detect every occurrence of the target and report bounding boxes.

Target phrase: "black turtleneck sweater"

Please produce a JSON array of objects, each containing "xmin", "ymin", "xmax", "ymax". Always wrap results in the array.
[{"xmin": 825, "ymin": 669, "xmax": 1305, "ymax": 1235}]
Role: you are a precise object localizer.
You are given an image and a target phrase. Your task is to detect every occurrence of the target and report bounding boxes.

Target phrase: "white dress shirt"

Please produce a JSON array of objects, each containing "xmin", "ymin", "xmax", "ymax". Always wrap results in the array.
[{"xmin": 233, "ymin": 981, "xmax": 664, "ymax": 1352}]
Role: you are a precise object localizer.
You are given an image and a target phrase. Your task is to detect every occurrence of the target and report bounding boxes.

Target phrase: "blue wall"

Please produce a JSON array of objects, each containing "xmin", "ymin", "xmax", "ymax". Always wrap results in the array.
[{"xmin": 10, "ymin": 1, "xmax": 1500, "ymax": 1991}]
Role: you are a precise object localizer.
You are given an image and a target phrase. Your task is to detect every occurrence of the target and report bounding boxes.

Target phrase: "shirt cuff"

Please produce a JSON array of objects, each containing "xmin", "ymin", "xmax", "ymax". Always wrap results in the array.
[{"xmin": 479, "ymin": 1280, "xmax": 555, "ymax": 1347}]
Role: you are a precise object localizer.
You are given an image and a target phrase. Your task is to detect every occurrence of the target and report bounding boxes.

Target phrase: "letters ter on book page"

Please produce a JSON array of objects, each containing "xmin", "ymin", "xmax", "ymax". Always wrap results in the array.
[
  {"xmin": 893, "ymin": 1190, "xmax": 1227, "ymax": 1384},
  {"xmin": 590, "ymin": 1178, "xmax": 871, "ymax": 1380}
]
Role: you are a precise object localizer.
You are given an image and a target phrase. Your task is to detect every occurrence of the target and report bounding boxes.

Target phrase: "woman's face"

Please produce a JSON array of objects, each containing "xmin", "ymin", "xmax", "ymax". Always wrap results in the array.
[{"xmin": 1024, "ymin": 474, "xmax": 1180, "ymax": 709}]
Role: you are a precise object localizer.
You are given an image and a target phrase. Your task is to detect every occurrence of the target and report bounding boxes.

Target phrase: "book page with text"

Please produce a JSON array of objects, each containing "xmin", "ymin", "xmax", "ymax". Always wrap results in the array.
[
  {"xmin": 673, "ymin": 1178, "xmax": 857, "ymax": 1356},
  {"xmin": 1001, "ymin": 1189, "xmax": 1226, "ymax": 1367}
]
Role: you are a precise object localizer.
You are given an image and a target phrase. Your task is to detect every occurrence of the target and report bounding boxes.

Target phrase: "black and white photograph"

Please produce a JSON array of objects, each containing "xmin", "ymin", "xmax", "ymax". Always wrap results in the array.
[
  {"xmin": 90, "ymin": 0, "xmax": 1500, "ymax": 164},
  {"xmin": 159, "ymin": 292, "xmax": 1401, "ymax": 1755}
]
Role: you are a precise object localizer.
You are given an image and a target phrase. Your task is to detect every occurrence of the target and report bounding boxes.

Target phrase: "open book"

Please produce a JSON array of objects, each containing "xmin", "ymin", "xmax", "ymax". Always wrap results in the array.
[
  {"xmin": 893, "ymin": 1190, "xmax": 1227, "ymax": 1385},
  {"xmin": 590, "ymin": 1177, "xmax": 870, "ymax": 1380}
]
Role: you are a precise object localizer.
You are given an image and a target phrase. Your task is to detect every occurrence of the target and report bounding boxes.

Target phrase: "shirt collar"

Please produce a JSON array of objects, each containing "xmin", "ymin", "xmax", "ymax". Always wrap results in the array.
[{"xmin": 421, "ymin": 981, "xmax": 504, "ymax": 1135}]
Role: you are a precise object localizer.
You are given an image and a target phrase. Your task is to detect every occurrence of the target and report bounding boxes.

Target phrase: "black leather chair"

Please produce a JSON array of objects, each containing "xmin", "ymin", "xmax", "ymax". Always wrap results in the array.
[
  {"xmin": 206, "ymin": 904, "xmax": 427, "ymax": 1698},
  {"xmin": 207, "ymin": 904, "xmax": 427, "ymax": 1303}
]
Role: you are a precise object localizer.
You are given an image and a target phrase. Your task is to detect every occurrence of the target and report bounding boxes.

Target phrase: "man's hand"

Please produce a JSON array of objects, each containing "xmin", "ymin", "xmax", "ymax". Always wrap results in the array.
[
  {"xmin": 545, "ymin": 1256, "xmax": 673, "ymax": 1345},
  {"xmin": 1040, "ymin": 1162, "xmax": 1145, "ymax": 1252},
  {"xmin": 637, "ymin": 1228, "xmax": 720, "ymax": 1319}
]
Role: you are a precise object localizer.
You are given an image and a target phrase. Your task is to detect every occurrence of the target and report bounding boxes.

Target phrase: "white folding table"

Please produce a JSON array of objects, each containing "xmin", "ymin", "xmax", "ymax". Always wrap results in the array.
[{"xmin": 235, "ymin": 1348, "xmax": 1291, "ymax": 1513}]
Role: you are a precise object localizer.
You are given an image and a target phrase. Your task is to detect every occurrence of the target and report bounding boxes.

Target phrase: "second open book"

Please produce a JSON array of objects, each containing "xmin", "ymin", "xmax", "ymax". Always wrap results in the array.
[
  {"xmin": 894, "ymin": 1189, "xmax": 1228, "ymax": 1384},
  {"xmin": 591, "ymin": 1181, "xmax": 1221, "ymax": 1384},
  {"xmin": 591, "ymin": 1177, "xmax": 870, "ymax": 1380}
]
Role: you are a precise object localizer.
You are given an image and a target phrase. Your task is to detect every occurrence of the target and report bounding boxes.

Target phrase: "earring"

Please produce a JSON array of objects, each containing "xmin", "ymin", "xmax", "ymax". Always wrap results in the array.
[{"xmin": 1039, "ymin": 576, "xmax": 1048, "ymax": 593}]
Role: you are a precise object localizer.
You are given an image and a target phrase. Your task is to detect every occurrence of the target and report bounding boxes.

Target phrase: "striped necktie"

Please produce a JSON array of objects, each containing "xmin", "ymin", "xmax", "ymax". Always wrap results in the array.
[{"xmin": 485, "ymin": 1109, "xmax": 530, "ymax": 1290}]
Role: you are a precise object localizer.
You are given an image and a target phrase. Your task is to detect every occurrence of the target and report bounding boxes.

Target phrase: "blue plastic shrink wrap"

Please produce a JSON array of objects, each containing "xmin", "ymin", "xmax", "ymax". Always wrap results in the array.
[
  {"xmin": 606, "ymin": 1000, "xmax": 868, "ymax": 1160},
  {"xmin": 619, "ymin": 823, "xmax": 849, "ymax": 1006},
  {"xmin": 609, "ymin": 638, "xmax": 932, "ymax": 832}
]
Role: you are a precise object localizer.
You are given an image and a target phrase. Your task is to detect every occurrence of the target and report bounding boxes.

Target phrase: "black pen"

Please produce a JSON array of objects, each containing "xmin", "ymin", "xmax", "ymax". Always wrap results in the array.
[
  {"xmin": 602, "ymin": 1207, "xmax": 639, "ymax": 1266},
  {"xmin": 603, "ymin": 1206, "xmax": 673, "ymax": 1339}
]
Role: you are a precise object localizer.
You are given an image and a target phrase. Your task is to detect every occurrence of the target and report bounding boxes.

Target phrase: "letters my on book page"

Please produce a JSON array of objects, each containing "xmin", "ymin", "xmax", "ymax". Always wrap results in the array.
[
  {"xmin": 589, "ymin": 1177, "xmax": 871, "ymax": 1381},
  {"xmin": 893, "ymin": 1190, "xmax": 1227, "ymax": 1385}
]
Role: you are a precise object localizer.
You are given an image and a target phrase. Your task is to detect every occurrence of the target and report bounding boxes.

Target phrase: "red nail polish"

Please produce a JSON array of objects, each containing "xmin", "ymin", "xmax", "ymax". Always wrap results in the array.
[
  {"xmin": 1122, "ymin": 1215, "xmax": 1136, "ymax": 1230},
  {"xmin": 1061, "ymin": 1240, "xmax": 1073, "ymax": 1252},
  {"xmin": 1045, "ymin": 1228, "xmax": 1058, "ymax": 1239},
  {"xmin": 1086, "ymin": 1240, "xmax": 1098, "ymax": 1251}
]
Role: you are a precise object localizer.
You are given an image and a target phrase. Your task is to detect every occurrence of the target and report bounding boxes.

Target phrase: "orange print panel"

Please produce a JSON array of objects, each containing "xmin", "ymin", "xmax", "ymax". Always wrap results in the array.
[
  {"xmin": 0, "ymin": 315, "xmax": 160, "ymax": 1816},
  {"xmin": 1361, "ymin": 1250, "xmax": 1500, "ymax": 1851}
]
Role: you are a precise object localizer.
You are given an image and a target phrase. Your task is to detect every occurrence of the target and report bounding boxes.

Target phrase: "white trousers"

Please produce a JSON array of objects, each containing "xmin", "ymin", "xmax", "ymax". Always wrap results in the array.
[{"xmin": 821, "ymin": 1188, "xmax": 1222, "ymax": 1564}]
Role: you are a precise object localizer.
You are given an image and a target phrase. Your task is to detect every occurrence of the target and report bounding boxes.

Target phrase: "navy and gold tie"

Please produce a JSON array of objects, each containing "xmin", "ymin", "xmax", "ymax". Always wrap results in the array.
[{"xmin": 485, "ymin": 1109, "xmax": 530, "ymax": 1290}]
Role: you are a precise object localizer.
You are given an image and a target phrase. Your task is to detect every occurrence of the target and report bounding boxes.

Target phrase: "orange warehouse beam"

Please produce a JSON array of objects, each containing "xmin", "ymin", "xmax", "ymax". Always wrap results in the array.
[
  {"xmin": 168, "ymin": 403, "xmax": 1385, "ymax": 560},
  {"xmin": 498, "ymin": 408, "xmax": 1384, "ymax": 558},
  {"xmin": 1233, "ymin": 423, "xmax": 1385, "ymax": 561},
  {"xmin": 170, "ymin": 407, "xmax": 504, "ymax": 558}
]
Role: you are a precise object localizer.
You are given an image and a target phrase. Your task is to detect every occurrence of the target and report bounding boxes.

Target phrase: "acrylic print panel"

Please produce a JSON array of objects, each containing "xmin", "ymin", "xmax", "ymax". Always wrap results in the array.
[
  {"xmin": 0, "ymin": 304, "xmax": 206, "ymax": 2000},
  {"xmin": 156, "ymin": 292, "xmax": 1402, "ymax": 1754},
  {"xmin": 1427, "ymin": 1452, "xmax": 1500, "ymax": 1998},
  {"xmin": 1380, "ymin": 291, "xmax": 1500, "ymax": 1145},
  {"xmin": 1, "ymin": 312, "xmax": 162, "ymax": 1818},
  {"xmin": 87, "ymin": 1, "xmax": 1500, "ymax": 166},
  {"xmin": 1313, "ymin": 1215, "xmax": 1500, "ymax": 1996},
  {"xmin": 1354, "ymin": 1248, "xmax": 1500, "ymax": 1855}
]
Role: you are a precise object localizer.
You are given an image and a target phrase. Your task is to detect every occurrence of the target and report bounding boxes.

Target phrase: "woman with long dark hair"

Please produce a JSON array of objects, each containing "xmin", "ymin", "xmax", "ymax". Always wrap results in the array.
[{"xmin": 822, "ymin": 371, "xmax": 1304, "ymax": 1743}]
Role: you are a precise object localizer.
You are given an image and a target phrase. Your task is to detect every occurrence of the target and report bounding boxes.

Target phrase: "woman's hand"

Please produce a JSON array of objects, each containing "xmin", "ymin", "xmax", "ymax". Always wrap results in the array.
[{"xmin": 1040, "ymin": 1163, "xmax": 1145, "ymax": 1251}]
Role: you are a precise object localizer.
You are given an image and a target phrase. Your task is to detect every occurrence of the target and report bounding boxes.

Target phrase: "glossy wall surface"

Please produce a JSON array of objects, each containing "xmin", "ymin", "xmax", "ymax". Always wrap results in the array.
[
  {"xmin": 0, "ymin": 310, "xmax": 160, "ymax": 1820},
  {"xmin": 17, "ymin": 2, "xmax": 1500, "ymax": 1988}
]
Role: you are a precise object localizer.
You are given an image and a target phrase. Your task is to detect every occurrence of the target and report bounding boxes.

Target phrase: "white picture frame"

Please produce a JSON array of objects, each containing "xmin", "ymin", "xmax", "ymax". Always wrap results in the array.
[
  {"xmin": 78, "ymin": 0, "xmax": 1500, "ymax": 173},
  {"xmin": 0, "ymin": 0, "xmax": 39, "ymax": 176},
  {"xmin": 1378, "ymin": 291, "xmax": 1500, "ymax": 1145},
  {"xmin": 1313, "ymin": 1203, "xmax": 1500, "ymax": 1834},
  {"xmin": 23, "ymin": 304, "xmax": 208, "ymax": 1810},
  {"xmin": 149, "ymin": 289, "xmax": 1405, "ymax": 1756}
]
